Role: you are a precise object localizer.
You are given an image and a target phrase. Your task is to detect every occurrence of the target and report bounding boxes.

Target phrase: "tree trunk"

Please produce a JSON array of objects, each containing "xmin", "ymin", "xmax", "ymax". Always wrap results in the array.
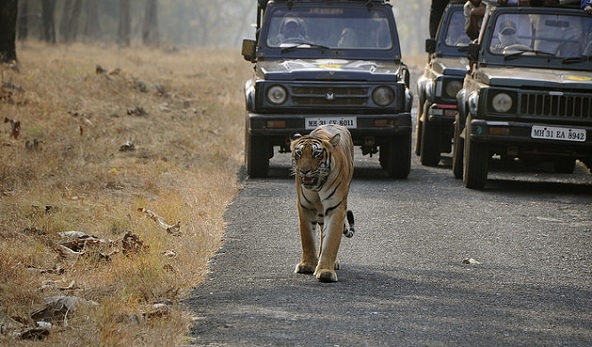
[
  {"xmin": 142, "ymin": 0, "xmax": 160, "ymax": 45},
  {"xmin": 42, "ymin": 0, "xmax": 56, "ymax": 44},
  {"xmin": 118, "ymin": 0, "xmax": 131, "ymax": 47},
  {"xmin": 17, "ymin": 0, "xmax": 28, "ymax": 41},
  {"xmin": 60, "ymin": 0, "xmax": 82, "ymax": 43},
  {"xmin": 0, "ymin": 0, "xmax": 18, "ymax": 63},
  {"xmin": 84, "ymin": 0, "xmax": 101, "ymax": 42}
]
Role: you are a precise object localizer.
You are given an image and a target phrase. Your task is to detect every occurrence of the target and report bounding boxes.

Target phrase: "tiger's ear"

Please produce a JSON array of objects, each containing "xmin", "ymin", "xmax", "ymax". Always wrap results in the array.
[
  {"xmin": 329, "ymin": 133, "xmax": 341, "ymax": 148},
  {"xmin": 290, "ymin": 133, "xmax": 302, "ymax": 141}
]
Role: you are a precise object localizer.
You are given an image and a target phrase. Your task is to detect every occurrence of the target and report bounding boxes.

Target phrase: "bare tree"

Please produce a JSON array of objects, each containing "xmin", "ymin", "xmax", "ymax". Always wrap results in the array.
[
  {"xmin": 42, "ymin": 0, "xmax": 56, "ymax": 44},
  {"xmin": 118, "ymin": 0, "xmax": 131, "ymax": 47},
  {"xmin": 0, "ymin": 0, "xmax": 18, "ymax": 63},
  {"xmin": 142, "ymin": 0, "xmax": 160, "ymax": 45}
]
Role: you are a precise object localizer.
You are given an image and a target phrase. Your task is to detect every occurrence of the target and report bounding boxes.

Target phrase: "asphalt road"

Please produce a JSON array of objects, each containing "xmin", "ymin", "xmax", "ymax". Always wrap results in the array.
[{"xmin": 185, "ymin": 142, "xmax": 592, "ymax": 346}]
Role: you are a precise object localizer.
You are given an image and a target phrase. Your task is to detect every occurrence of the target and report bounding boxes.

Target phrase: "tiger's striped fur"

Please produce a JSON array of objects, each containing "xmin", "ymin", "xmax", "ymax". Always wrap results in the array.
[{"xmin": 290, "ymin": 124, "xmax": 355, "ymax": 283}]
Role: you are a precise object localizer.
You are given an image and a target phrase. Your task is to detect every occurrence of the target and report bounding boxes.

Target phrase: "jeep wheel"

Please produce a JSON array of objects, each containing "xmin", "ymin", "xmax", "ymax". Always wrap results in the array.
[
  {"xmin": 246, "ymin": 136, "xmax": 270, "ymax": 178},
  {"xmin": 420, "ymin": 119, "xmax": 441, "ymax": 167},
  {"xmin": 381, "ymin": 132, "xmax": 411, "ymax": 179},
  {"xmin": 553, "ymin": 158, "xmax": 576, "ymax": 174},
  {"xmin": 452, "ymin": 116, "xmax": 464, "ymax": 179},
  {"xmin": 463, "ymin": 132, "xmax": 489, "ymax": 189}
]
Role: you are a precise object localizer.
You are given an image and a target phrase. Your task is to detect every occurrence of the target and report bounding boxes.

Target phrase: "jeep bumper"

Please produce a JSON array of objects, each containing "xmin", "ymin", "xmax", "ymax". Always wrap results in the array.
[
  {"xmin": 426, "ymin": 103, "xmax": 456, "ymax": 124},
  {"xmin": 247, "ymin": 112, "xmax": 412, "ymax": 146},
  {"xmin": 468, "ymin": 119, "xmax": 592, "ymax": 157}
]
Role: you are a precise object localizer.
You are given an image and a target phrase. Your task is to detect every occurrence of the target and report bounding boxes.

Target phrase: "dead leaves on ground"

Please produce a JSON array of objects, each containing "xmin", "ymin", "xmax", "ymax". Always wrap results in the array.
[
  {"xmin": 0, "ymin": 295, "xmax": 99, "ymax": 340},
  {"xmin": 1, "ymin": 206, "xmax": 183, "ymax": 340},
  {"xmin": 56, "ymin": 230, "xmax": 118, "ymax": 261}
]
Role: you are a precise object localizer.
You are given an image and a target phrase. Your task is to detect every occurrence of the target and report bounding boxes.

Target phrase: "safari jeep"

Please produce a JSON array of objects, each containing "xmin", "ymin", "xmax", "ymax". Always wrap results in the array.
[
  {"xmin": 454, "ymin": 0, "xmax": 592, "ymax": 189},
  {"xmin": 241, "ymin": 0, "xmax": 413, "ymax": 178},
  {"xmin": 416, "ymin": 2, "xmax": 469, "ymax": 166}
]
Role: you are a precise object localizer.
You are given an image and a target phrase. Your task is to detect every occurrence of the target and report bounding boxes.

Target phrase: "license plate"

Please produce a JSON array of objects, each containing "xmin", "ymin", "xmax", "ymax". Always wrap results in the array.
[
  {"xmin": 305, "ymin": 117, "xmax": 357, "ymax": 130},
  {"xmin": 531, "ymin": 125, "xmax": 586, "ymax": 142}
]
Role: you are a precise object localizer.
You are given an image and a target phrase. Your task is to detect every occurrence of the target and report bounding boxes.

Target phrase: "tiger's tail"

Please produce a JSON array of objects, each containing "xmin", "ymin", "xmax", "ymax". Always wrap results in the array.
[{"xmin": 343, "ymin": 210, "xmax": 355, "ymax": 238}]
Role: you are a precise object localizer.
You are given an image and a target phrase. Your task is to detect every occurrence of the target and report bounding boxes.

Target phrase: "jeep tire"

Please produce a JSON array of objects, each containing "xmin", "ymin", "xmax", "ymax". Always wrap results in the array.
[
  {"xmin": 452, "ymin": 115, "xmax": 464, "ymax": 179},
  {"xmin": 381, "ymin": 132, "xmax": 411, "ymax": 179},
  {"xmin": 463, "ymin": 118, "xmax": 489, "ymax": 189},
  {"xmin": 246, "ymin": 135, "xmax": 270, "ymax": 178},
  {"xmin": 420, "ymin": 117, "xmax": 441, "ymax": 167}
]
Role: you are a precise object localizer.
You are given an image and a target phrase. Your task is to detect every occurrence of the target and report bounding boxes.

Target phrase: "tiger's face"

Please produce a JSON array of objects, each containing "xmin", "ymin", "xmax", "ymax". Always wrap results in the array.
[{"xmin": 290, "ymin": 138, "xmax": 333, "ymax": 190}]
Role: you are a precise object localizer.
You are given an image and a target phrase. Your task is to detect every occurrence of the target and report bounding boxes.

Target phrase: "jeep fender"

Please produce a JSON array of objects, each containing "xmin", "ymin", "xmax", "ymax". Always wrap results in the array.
[
  {"xmin": 456, "ymin": 88, "xmax": 468, "ymax": 138},
  {"xmin": 245, "ymin": 79, "xmax": 256, "ymax": 112},
  {"xmin": 416, "ymin": 74, "xmax": 428, "ymax": 108},
  {"xmin": 405, "ymin": 88, "xmax": 414, "ymax": 113}
]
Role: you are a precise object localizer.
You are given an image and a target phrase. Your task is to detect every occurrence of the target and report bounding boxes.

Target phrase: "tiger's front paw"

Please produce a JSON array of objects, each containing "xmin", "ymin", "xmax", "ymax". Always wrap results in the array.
[
  {"xmin": 295, "ymin": 262, "xmax": 316, "ymax": 274},
  {"xmin": 315, "ymin": 269, "xmax": 338, "ymax": 283}
]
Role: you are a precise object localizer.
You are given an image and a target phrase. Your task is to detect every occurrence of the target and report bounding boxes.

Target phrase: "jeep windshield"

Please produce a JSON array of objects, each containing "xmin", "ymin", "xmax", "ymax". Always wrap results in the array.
[
  {"xmin": 484, "ymin": 9, "xmax": 592, "ymax": 71},
  {"xmin": 261, "ymin": 2, "xmax": 401, "ymax": 60},
  {"xmin": 442, "ymin": 8, "xmax": 471, "ymax": 49}
]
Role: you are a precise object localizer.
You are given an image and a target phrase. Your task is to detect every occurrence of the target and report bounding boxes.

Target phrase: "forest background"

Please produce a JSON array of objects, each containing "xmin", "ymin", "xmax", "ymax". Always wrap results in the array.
[{"xmin": 10, "ymin": 0, "xmax": 432, "ymax": 52}]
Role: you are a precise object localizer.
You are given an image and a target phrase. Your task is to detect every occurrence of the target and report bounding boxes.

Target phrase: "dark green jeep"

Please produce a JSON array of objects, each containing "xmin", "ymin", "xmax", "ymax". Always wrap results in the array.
[
  {"xmin": 241, "ymin": 0, "xmax": 413, "ymax": 178},
  {"xmin": 416, "ymin": 2, "xmax": 469, "ymax": 167},
  {"xmin": 454, "ymin": 1, "xmax": 592, "ymax": 189}
]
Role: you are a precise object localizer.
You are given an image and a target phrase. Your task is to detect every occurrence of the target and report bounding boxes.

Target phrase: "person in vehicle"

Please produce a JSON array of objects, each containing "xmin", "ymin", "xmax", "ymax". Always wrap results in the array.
[
  {"xmin": 271, "ymin": 18, "xmax": 308, "ymax": 45},
  {"xmin": 464, "ymin": 0, "xmax": 485, "ymax": 40},
  {"xmin": 581, "ymin": 0, "xmax": 592, "ymax": 55},
  {"xmin": 531, "ymin": 14, "xmax": 582, "ymax": 57},
  {"xmin": 490, "ymin": 20, "xmax": 520, "ymax": 52},
  {"xmin": 338, "ymin": 28, "xmax": 359, "ymax": 48},
  {"xmin": 445, "ymin": 11, "xmax": 471, "ymax": 46},
  {"xmin": 464, "ymin": 0, "xmax": 518, "ymax": 40},
  {"xmin": 582, "ymin": 0, "xmax": 592, "ymax": 13}
]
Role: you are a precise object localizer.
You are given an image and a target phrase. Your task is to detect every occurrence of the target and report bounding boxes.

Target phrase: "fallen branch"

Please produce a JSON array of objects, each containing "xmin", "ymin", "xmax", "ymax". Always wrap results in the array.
[{"xmin": 138, "ymin": 207, "xmax": 181, "ymax": 235}]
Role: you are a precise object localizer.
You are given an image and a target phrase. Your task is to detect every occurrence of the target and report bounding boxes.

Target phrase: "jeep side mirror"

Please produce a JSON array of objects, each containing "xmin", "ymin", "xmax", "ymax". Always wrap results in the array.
[
  {"xmin": 242, "ymin": 39, "xmax": 257, "ymax": 62},
  {"xmin": 468, "ymin": 43, "xmax": 480, "ymax": 62},
  {"xmin": 425, "ymin": 38, "xmax": 436, "ymax": 54}
]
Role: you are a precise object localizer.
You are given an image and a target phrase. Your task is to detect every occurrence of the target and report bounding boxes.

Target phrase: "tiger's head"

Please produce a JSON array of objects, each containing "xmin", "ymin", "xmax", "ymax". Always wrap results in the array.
[{"xmin": 290, "ymin": 132, "xmax": 341, "ymax": 190}]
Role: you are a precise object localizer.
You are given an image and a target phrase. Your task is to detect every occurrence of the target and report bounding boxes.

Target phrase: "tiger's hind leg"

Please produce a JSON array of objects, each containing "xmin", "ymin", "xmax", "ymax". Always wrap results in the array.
[{"xmin": 342, "ymin": 210, "xmax": 355, "ymax": 238}]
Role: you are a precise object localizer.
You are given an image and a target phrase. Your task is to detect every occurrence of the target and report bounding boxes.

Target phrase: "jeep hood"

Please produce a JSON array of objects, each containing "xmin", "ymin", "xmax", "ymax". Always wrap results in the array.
[
  {"xmin": 431, "ymin": 57, "xmax": 468, "ymax": 77},
  {"xmin": 256, "ymin": 59, "xmax": 404, "ymax": 82},
  {"xmin": 474, "ymin": 67, "xmax": 592, "ymax": 89}
]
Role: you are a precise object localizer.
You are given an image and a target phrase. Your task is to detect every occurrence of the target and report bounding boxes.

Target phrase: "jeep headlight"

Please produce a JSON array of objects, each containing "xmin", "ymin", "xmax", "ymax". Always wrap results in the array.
[
  {"xmin": 491, "ymin": 92, "xmax": 512, "ymax": 113},
  {"xmin": 444, "ymin": 80, "xmax": 463, "ymax": 99},
  {"xmin": 267, "ymin": 85, "xmax": 287, "ymax": 105},
  {"xmin": 372, "ymin": 86, "xmax": 394, "ymax": 106}
]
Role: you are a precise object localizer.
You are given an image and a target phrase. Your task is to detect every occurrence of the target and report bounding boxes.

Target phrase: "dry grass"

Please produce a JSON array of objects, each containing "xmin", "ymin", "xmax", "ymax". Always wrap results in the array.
[{"xmin": 0, "ymin": 42, "xmax": 250, "ymax": 346}]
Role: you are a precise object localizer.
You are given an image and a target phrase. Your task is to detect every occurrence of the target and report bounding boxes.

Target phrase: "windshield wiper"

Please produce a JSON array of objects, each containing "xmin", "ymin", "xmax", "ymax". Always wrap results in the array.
[
  {"xmin": 280, "ymin": 42, "xmax": 331, "ymax": 53},
  {"xmin": 504, "ymin": 50, "xmax": 555, "ymax": 61},
  {"xmin": 562, "ymin": 56, "xmax": 592, "ymax": 64}
]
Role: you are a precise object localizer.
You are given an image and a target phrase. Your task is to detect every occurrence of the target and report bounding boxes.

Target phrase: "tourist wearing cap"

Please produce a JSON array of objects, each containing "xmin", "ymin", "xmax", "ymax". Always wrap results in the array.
[
  {"xmin": 582, "ymin": 0, "xmax": 592, "ymax": 14},
  {"xmin": 490, "ymin": 20, "xmax": 519, "ymax": 52}
]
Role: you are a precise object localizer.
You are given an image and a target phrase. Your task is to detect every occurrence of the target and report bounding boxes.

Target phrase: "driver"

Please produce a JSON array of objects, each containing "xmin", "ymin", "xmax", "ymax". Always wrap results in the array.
[
  {"xmin": 277, "ymin": 18, "xmax": 307, "ymax": 43},
  {"xmin": 491, "ymin": 20, "xmax": 520, "ymax": 53}
]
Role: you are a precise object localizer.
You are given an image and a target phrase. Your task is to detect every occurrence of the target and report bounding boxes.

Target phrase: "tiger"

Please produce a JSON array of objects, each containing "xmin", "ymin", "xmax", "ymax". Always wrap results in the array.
[{"xmin": 290, "ymin": 124, "xmax": 355, "ymax": 283}]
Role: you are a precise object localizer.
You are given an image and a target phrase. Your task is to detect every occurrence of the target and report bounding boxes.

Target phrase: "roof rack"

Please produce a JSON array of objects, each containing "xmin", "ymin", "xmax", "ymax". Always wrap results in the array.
[
  {"xmin": 482, "ymin": 0, "xmax": 580, "ymax": 7},
  {"xmin": 258, "ymin": 0, "xmax": 389, "ymax": 10}
]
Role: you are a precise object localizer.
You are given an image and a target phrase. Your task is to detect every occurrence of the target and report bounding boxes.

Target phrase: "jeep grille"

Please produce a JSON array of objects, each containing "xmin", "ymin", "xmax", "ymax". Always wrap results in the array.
[
  {"xmin": 292, "ymin": 86, "xmax": 368, "ymax": 106},
  {"xmin": 519, "ymin": 92, "xmax": 592, "ymax": 119}
]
